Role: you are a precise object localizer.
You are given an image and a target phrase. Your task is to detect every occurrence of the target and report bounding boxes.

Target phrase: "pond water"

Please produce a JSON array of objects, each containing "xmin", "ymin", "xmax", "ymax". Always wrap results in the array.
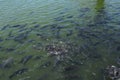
[{"xmin": 0, "ymin": 0, "xmax": 120, "ymax": 80}]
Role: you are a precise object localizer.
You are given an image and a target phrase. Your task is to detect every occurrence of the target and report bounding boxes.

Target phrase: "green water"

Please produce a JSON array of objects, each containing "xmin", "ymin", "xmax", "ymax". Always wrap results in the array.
[{"xmin": 0, "ymin": 0, "xmax": 120, "ymax": 80}]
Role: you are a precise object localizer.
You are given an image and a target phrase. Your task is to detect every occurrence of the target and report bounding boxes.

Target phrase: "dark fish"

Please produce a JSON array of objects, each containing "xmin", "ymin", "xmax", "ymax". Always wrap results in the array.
[
  {"xmin": 0, "ymin": 64, "xmax": 3, "ymax": 68},
  {"xmin": 0, "ymin": 37, "xmax": 3, "ymax": 42},
  {"xmin": 77, "ymin": 33, "xmax": 90, "ymax": 39},
  {"xmin": 40, "ymin": 61, "xmax": 51, "ymax": 68},
  {"xmin": 57, "ymin": 26, "xmax": 65, "ymax": 29},
  {"xmin": 32, "ymin": 43, "xmax": 43, "ymax": 50},
  {"xmin": 18, "ymin": 28, "xmax": 27, "ymax": 32},
  {"xmin": 68, "ymin": 59, "xmax": 83, "ymax": 65},
  {"xmin": 79, "ymin": 8, "xmax": 90, "ymax": 12},
  {"xmin": 93, "ymin": 41, "xmax": 102, "ymax": 46},
  {"xmin": 40, "ymin": 25, "xmax": 49, "ymax": 30},
  {"xmin": 53, "ymin": 58, "xmax": 61, "ymax": 67},
  {"xmin": 87, "ymin": 33, "xmax": 100, "ymax": 39},
  {"xmin": 14, "ymin": 32, "xmax": 28, "ymax": 43},
  {"xmin": 64, "ymin": 65, "xmax": 78, "ymax": 72},
  {"xmin": 8, "ymin": 31, "xmax": 13, "ymax": 37},
  {"xmin": 54, "ymin": 16, "xmax": 64, "ymax": 21},
  {"xmin": 6, "ymin": 48, "xmax": 15, "ymax": 52},
  {"xmin": 1, "ymin": 57, "xmax": 14, "ymax": 68},
  {"xmin": 11, "ymin": 24, "xmax": 26, "ymax": 28},
  {"xmin": 66, "ymin": 30, "xmax": 73, "ymax": 36},
  {"xmin": 12, "ymin": 25, "xmax": 21, "ymax": 28},
  {"xmin": 0, "ymin": 46, "xmax": 2, "ymax": 49},
  {"xmin": 34, "ymin": 24, "xmax": 40, "ymax": 28},
  {"xmin": 9, "ymin": 68, "xmax": 28, "ymax": 79},
  {"xmin": 1, "ymin": 25, "xmax": 9, "ymax": 30},
  {"xmin": 117, "ymin": 57, "xmax": 120, "ymax": 65},
  {"xmin": 116, "ymin": 46, "xmax": 120, "ymax": 51},
  {"xmin": 36, "ymin": 33, "xmax": 45, "ymax": 39},
  {"xmin": 55, "ymin": 29, "xmax": 60, "ymax": 38},
  {"xmin": 29, "ymin": 11, "xmax": 34, "ymax": 15},
  {"xmin": 38, "ymin": 74, "xmax": 48, "ymax": 80},
  {"xmin": 19, "ymin": 55, "xmax": 33, "ymax": 65},
  {"xmin": 78, "ymin": 13, "xmax": 85, "ymax": 18},
  {"xmin": 113, "ymin": 13, "xmax": 120, "ymax": 16},
  {"xmin": 59, "ymin": 12, "xmax": 65, "ymax": 14},
  {"xmin": 67, "ymin": 15, "xmax": 73, "ymax": 18},
  {"xmin": 64, "ymin": 74, "xmax": 81, "ymax": 80},
  {"xmin": 70, "ymin": 21, "xmax": 80, "ymax": 26},
  {"xmin": 27, "ymin": 39, "xmax": 35, "ymax": 43},
  {"xmin": 33, "ymin": 55, "xmax": 42, "ymax": 60},
  {"xmin": 95, "ymin": 21, "xmax": 107, "ymax": 25}
]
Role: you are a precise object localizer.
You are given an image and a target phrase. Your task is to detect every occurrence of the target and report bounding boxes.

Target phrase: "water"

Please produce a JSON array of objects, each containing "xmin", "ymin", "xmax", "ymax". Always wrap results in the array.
[{"xmin": 0, "ymin": 0, "xmax": 120, "ymax": 80}]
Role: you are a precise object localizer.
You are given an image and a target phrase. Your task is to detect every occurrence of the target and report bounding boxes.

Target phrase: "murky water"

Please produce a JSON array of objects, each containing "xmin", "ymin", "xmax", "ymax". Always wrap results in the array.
[{"xmin": 0, "ymin": 0, "xmax": 120, "ymax": 80}]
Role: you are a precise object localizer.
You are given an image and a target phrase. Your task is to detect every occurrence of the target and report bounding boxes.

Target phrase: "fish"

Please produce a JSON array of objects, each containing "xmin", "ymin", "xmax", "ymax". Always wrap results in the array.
[
  {"xmin": 0, "ymin": 25, "xmax": 9, "ymax": 30},
  {"xmin": 0, "ymin": 37, "xmax": 3, "ymax": 42},
  {"xmin": 1, "ymin": 57, "xmax": 14, "ymax": 68},
  {"xmin": 78, "ymin": 8, "xmax": 90, "ymax": 12},
  {"xmin": 40, "ymin": 61, "xmax": 51, "ymax": 68},
  {"xmin": 63, "ymin": 65, "xmax": 78, "ymax": 72},
  {"xmin": 117, "ymin": 57, "xmax": 120, "ymax": 65},
  {"xmin": 19, "ymin": 55, "xmax": 33, "ymax": 65},
  {"xmin": 57, "ymin": 25, "xmax": 65, "ymax": 29},
  {"xmin": 54, "ymin": 16, "xmax": 64, "ymax": 21},
  {"xmin": 64, "ymin": 74, "xmax": 81, "ymax": 80},
  {"xmin": 9, "ymin": 68, "xmax": 28, "ymax": 79},
  {"xmin": 8, "ymin": 31, "xmax": 13, "ymax": 37},
  {"xmin": 14, "ymin": 32, "xmax": 28, "ymax": 43},
  {"xmin": 78, "ymin": 13, "xmax": 85, "ymax": 18},
  {"xmin": 11, "ymin": 24, "xmax": 27, "ymax": 29},
  {"xmin": 12, "ymin": 25, "xmax": 21, "ymax": 28},
  {"xmin": 18, "ymin": 28, "xmax": 28, "ymax": 32},
  {"xmin": 38, "ymin": 74, "xmax": 48, "ymax": 80},
  {"xmin": 55, "ymin": 29, "xmax": 61, "ymax": 38},
  {"xmin": 66, "ymin": 30, "xmax": 73, "ymax": 36},
  {"xmin": 34, "ymin": 24, "xmax": 40, "ymax": 28},
  {"xmin": 6, "ymin": 48, "xmax": 15, "ymax": 52},
  {"xmin": 67, "ymin": 15, "xmax": 73, "ymax": 18},
  {"xmin": 116, "ymin": 46, "xmax": 120, "ymax": 51},
  {"xmin": 40, "ymin": 25, "xmax": 49, "ymax": 30}
]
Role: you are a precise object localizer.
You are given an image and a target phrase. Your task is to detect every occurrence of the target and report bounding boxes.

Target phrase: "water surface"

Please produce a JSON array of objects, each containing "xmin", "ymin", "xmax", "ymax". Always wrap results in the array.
[{"xmin": 0, "ymin": 0, "xmax": 120, "ymax": 80}]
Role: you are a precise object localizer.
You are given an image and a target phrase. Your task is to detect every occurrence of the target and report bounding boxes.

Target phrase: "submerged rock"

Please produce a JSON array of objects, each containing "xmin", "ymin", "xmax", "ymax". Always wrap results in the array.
[
  {"xmin": 45, "ymin": 41, "xmax": 81, "ymax": 67},
  {"xmin": 105, "ymin": 65, "xmax": 120, "ymax": 80},
  {"xmin": 45, "ymin": 42, "xmax": 68, "ymax": 56}
]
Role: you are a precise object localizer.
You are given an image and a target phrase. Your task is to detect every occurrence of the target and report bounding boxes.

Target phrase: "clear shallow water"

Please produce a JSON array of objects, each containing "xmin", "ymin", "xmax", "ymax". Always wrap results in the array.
[{"xmin": 0, "ymin": 0, "xmax": 120, "ymax": 80}]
